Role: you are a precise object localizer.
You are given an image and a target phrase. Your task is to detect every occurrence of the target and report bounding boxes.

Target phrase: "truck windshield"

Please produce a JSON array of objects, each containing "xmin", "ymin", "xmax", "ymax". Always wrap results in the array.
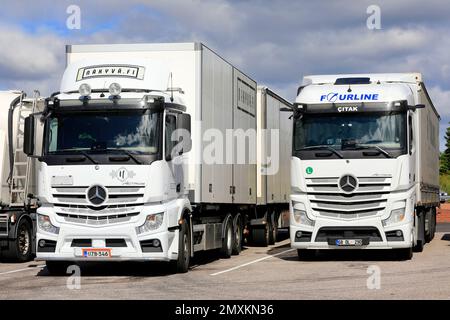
[
  {"xmin": 45, "ymin": 110, "xmax": 161, "ymax": 155},
  {"xmin": 293, "ymin": 111, "xmax": 407, "ymax": 157}
]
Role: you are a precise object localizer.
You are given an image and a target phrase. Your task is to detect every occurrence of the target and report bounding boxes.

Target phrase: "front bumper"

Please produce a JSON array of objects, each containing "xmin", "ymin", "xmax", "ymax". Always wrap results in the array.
[
  {"xmin": 35, "ymin": 205, "xmax": 179, "ymax": 262},
  {"xmin": 290, "ymin": 217, "xmax": 413, "ymax": 250}
]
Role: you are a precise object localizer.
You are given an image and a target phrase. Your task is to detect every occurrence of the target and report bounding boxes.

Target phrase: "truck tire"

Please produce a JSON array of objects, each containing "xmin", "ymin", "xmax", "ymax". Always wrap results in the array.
[
  {"xmin": 252, "ymin": 224, "xmax": 269, "ymax": 247},
  {"xmin": 268, "ymin": 211, "xmax": 278, "ymax": 245},
  {"xmin": 232, "ymin": 215, "xmax": 243, "ymax": 255},
  {"xmin": 1, "ymin": 218, "xmax": 33, "ymax": 262},
  {"xmin": 414, "ymin": 211, "xmax": 425, "ymax": 252},
  {"xmin": 220, "ymin": 218, "xmax": 233, "ymax": 258},
  {"xmin": 45, "ymin": 261, "xmax": 71, "ymax": 276},
  {"xmin": 297, "ymin": 249, "xmax": 316, "ymax": 261},
  {"xmin": 395, "ymin": 247, "xmax": 413, "ymax": 261},
  {"xmin": 173, "ymin": 219, "xmax": 191, "ymax": 273}
]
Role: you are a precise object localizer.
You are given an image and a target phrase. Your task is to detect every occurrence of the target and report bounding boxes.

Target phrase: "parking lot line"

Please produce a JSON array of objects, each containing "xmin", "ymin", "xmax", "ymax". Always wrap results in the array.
[
  {"xmin": 210, "ymin": 248, "xmax": 296, "ymax": 276},
  {"xmin": 0, "ymin": 265, "xmax": 44, "ymax": 276}
]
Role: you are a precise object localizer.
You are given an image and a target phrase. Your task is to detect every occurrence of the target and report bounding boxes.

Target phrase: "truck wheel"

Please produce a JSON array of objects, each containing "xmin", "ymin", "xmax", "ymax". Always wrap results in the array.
[
  {"xmin": 414, "ymin": 212, "xmax": 425, "ymax": 252},
  {"xmin": 297, "ymin": 249, "xmax": 316, "ymax": 261},
  {"xmin": 174, "ymin": 219, "xmax": 191, "ymax": 273},
  {"xmin": 395, "ymin": 247, "xmax": 413, "ymax": 261},
  {"xmin": 1, "ymin": 219, "xmax": 33, "ymax": 262},
  {"xmin": 232, "ymin": 215, "xmax": 242, "ymax": 255},
  {"xmin": 45, "ymin": 261, "xmax": 71, "ymax": 276},
  {"xmin": 268, "ymin": 212, "xmax": 278, "ymax": 245},
  {"xmin": 252, "ymin": 224, "xmax": 269, "ymax": 247},
  {"xmin": 220, "ymin": 218, "xmax": 233, "ymax": 258}
]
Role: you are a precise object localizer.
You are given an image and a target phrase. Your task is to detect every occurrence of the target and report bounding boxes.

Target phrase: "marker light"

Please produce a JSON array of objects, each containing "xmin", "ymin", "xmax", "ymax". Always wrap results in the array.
[
  {"xmin": 109, "ymin": 83, "xmax": 122, "ymax": 96},
  {"xmin": 79, "ymin": 83, "xmax": 92, "ymax": 97}
]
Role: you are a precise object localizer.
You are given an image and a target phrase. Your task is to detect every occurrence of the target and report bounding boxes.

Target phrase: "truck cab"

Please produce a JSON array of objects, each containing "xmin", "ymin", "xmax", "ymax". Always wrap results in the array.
[
  {"xmin": 289, "ymin": 74, "xmax": 440, "ymax": 259},
  {"xmin": 25, "ymin": 59, "xmax": 193, "ymax": 273}
]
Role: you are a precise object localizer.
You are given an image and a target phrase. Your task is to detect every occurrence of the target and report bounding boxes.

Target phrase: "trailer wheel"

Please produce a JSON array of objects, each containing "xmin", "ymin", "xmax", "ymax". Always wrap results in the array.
[
  {"xmin": 268, "ymin": 211, "xmax": 278, "ymax": 245},
  {"xmin": 1, "ymin": 219, "xmax": 33, "ymax": 262},
  {"xmin": 395, "ymin": 247, "xmax": 413, "ymax": 261},
  {"xmin": 221, "ymin": 218, "xmax": 233, "ymax": 258},
  {"xmin": 414, "ymin": 211, "xmax": 425, "ymax": 252},
  {"xmin": 174, "ymin": 219, "xmax": 191, "ymax": 273},
  {"xmin": 252, "ymin": 224, "xmax": 269, "ymax": 247},
  {"xmin": 232, "ymin": 215, "xmax": 243, "ymax": 255},
  {"xmin": 45, "ymin": 261, "xmax": 71, "ymax": 276}
]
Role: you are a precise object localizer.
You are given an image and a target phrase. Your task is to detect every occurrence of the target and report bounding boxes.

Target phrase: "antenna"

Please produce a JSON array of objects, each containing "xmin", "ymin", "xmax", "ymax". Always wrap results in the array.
[{"xmin": 169, "ymin": 72, "xmax": 174, "ymax": 102}]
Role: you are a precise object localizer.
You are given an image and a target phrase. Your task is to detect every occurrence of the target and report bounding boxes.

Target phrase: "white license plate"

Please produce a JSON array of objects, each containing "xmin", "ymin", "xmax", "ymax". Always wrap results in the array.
[
  {"xmin": 335, "ymin": 239, "xmax": 363, "ymax": 246},
  {"xmin": 82, "ymin": 248, "xmax": 112, "ymax": 258}
]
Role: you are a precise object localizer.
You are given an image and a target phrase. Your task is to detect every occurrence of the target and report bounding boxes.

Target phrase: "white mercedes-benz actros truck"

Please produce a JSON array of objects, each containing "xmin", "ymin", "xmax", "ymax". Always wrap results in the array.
[
  {"xmin": 23, "ymin": 43, "xmax": 292, "ymax": 273},
  {"xmin": 289, "ymin": 73, "xmax": 440, "ymax": 260}
]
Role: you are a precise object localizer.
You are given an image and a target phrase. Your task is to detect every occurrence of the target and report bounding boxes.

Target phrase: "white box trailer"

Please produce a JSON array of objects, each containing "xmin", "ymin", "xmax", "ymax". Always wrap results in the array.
[
  {"xmin": 289, "ymin": 73, "xmax": 440, "ymax": 260},
  {"xmin": 23, "ymin": 43, "xmax": 292, "ymax": 273}
]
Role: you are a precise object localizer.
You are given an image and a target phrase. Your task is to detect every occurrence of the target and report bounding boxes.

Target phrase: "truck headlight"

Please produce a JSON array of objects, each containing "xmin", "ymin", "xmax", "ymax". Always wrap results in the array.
[
  {"xmin": 136, "ymin": 212, "xmax": 164, "ymax": 234},
  {"xmin": 292, "ymin": 209, "xmax": 315, "ymax": 226},
  {"xmin": 37, "ymin": 214, "xmax": 59, "ymax": 234},
  {"xmin": 382, "ymin": 208, "xmax": 406, "ymax": 227}
]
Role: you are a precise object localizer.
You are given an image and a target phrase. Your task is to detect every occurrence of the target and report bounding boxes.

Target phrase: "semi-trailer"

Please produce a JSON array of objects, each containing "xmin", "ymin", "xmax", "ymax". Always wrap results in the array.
[
  {"xmin": 21, "ymin": 42, "xmax": 292, "ymax": 272},
  {"xmin": 289, "ymin": 73, "xmax": 440, "ymax": 260},
  {"xmin": 0, "ymin": 90, "xmax": 42, "ymax": 262}
]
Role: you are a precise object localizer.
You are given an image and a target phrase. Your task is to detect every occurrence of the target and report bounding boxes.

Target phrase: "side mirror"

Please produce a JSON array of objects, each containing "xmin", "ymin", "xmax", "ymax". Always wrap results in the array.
[
  {"xmin": 24, "ymin": 115, "xmax": 35, "ymax": 156},
  {"xmin": 409, "ymin": 104, "xmax": 425, "ymax": 111},
  {"xmin": 176, "ymin": 113, "xmax": 192, "ymax": 154}
]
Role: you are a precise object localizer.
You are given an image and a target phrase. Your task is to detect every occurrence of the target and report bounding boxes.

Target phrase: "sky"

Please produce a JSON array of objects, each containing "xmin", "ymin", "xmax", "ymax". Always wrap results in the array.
[{"xmin": 0, "ymin": 0, "xmax": 449, "ymax": 150}]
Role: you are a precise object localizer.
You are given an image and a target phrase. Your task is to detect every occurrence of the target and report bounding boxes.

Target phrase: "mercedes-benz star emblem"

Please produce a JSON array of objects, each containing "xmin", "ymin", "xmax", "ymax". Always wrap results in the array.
[
  {"xmin": 87, "ymin": 185, "xmax": 107, "ymax": 206},
  {"xmin": 338, "ymin": 175, "xmax": 358, "ymax": 193}
]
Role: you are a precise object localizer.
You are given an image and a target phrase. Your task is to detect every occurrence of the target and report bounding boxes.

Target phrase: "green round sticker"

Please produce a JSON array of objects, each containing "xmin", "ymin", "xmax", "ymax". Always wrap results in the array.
[{"xmin": 306, "ymin": 167, "xmax": 313, "ymax": 174}]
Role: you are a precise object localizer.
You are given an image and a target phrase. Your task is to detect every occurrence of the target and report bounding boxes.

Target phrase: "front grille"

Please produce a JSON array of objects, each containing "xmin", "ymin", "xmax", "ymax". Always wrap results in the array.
[
  {"xmin": 106, "ymin": 239, "xmax": 127, "ymax": 247},
  {"xmin": 0, "ymin": 215, "xmax": 8, "ymax": 236},
  {"xmin": 56, "ymin": 212, "xmax": 139, "ymax": 225},
  {"xmin": 306, "ymin": 176, "xmax": 391, "ymax": 219},
  {"xmin": 315, "ymin": 227, "xmax": 382, "ymax": 242}
]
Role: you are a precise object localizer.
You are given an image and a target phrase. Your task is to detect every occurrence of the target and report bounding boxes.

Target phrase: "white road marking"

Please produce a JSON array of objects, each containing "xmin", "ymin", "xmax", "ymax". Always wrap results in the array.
[
  {"xmin": 0, "ymin": 265, "xmax": 44, "ymax": 276},
  {"xmin": 210, "ymin": 248, "xmax": 296, "ymax": 276}
]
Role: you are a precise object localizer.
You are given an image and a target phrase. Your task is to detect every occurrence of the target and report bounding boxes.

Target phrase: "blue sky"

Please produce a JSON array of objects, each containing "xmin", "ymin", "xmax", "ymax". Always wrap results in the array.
[{"xmin": 0, "ymin": 0, "xmax": 449, "ymax": 149}]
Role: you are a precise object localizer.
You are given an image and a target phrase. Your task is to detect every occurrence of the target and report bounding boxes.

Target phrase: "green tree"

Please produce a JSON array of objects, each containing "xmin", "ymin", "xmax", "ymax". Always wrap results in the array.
[{"xmin": 441, "ymin": 123, "xmax": 450, "ymax": 174}]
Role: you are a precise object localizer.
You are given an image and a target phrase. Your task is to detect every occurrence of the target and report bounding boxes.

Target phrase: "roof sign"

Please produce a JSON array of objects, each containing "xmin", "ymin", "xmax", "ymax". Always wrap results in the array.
[{"xmin": 76, "ymin": 65, "xmax": 145, "ymax": 81}]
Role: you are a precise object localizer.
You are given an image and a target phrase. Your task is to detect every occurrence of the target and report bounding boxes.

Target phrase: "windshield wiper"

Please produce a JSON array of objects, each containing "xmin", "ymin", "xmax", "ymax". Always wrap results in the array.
[
  {"xmin": 55, "ymin": 150, "xmax": 99, "ymax": 164},
  {"xmin": 352, "ymin": 145, "xmax": 393, "ymax": 158},
  {"xmin": 298, "ymin": 145, "xmax": 344, "ymax": 159},
  {"xmin": 104, "ymin": 148, "xmax": 142, "ymax": 164}
]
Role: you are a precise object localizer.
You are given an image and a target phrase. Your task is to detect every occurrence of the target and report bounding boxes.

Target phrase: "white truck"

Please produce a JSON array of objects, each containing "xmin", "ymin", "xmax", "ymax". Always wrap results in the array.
[
  {"xmin": 22, "ymin": 43, "xmax": 292, "ymax": 273},
  {"xmin": 0, "ymin": 91, "xmax": 42, "ymax": 262},
  {"xmin": 289, "ymin": 73, "xmax": 440, "ymax": 260}
]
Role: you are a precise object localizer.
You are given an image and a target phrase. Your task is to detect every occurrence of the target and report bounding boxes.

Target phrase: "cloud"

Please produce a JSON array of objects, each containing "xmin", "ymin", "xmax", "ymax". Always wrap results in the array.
[{"xmin": 0, "ymin": 0, "xmax": 449, "ymax": 149}]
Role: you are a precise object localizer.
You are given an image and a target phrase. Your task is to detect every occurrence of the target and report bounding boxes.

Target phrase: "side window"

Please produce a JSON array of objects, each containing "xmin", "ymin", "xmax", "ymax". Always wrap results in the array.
[
  {"xmin": 408, "ymin": 115, "xmax": 413, "ymax": 154},
  {"xmin": 165, "ymin": 114, "xmax": 177, "ymax": 159}
]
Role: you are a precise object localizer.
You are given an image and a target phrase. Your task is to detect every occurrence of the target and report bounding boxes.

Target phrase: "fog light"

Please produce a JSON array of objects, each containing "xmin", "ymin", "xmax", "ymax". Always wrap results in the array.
[
  {"xmin": 396, "ymin": 230, "xmax": 402, "ymax": 237},
  {"xmin": 152, "ymin": 239, "xmax": 161, "ymax": 247},
  {"xmin": 296, "ymin": 231, "xmax": 303, "ymax": 238},
  {"xmin": 38, "ymin": 239, "xmax": 46, "ymax": 247},
  {"xmin": 79, "ymin": 83, "xmax": 92, "ymax": 97}
]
